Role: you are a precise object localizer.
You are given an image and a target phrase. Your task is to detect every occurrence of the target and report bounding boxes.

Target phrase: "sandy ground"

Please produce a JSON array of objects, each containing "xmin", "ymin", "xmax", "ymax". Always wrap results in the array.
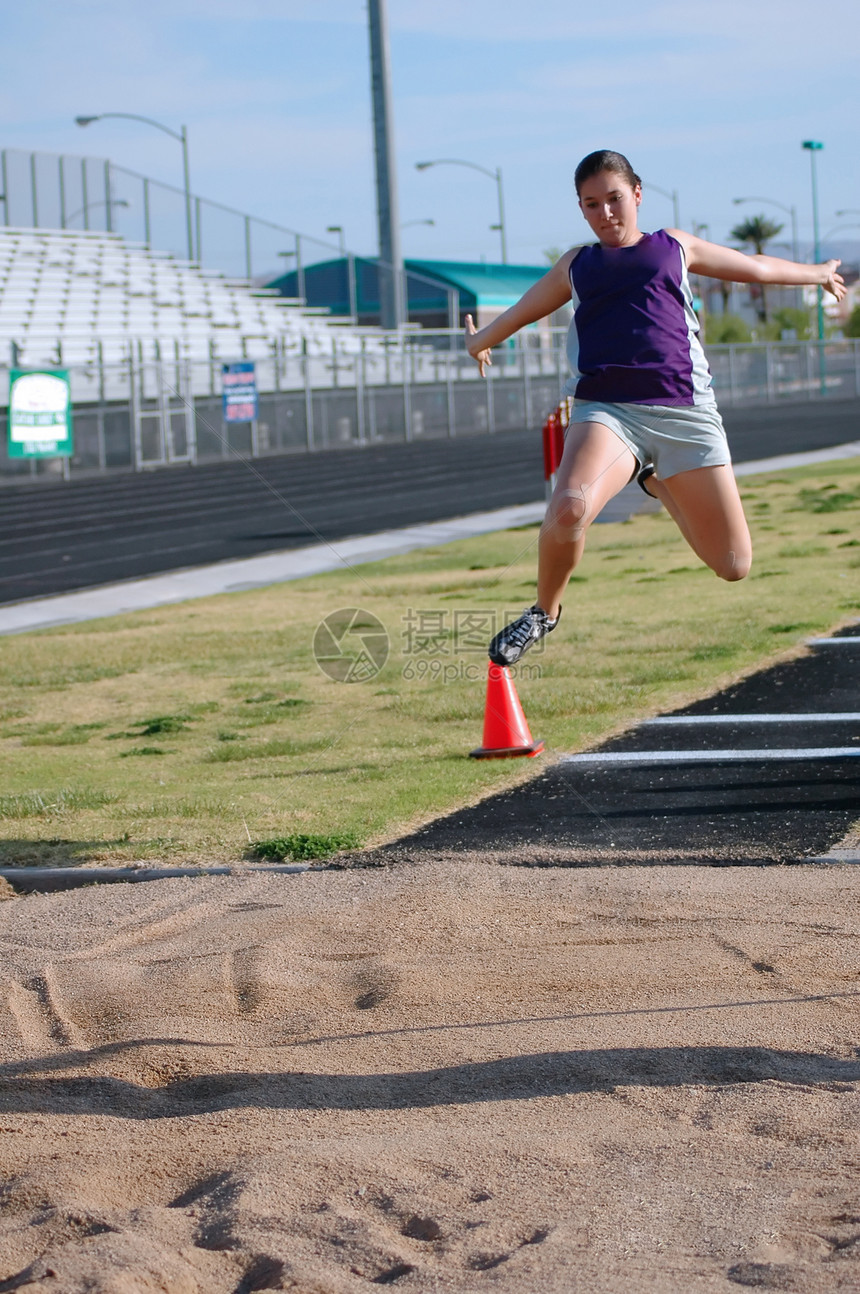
[{"xmin": 0, "ymin": 860, "xmax": 859, "ymax": 1294}]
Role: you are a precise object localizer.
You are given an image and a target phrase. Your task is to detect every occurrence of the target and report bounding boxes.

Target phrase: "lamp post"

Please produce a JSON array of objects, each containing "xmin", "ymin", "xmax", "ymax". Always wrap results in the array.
[
  {"xmin": 65, "ymin": 197, "xmax": 129, "ymax": 228},
  {"xmin": 416, "ymin": 159, "xmax": 507, "ymax": 262},
  {"xmin": 276, "ymin": 248, "xmax": 304, "ymax": 302},
  {"xmin": 324, "ymin": 226, "xmax": 358, "ymax": 320},
  {"xmin": 732, "ymin": 195, "xmax": 798, "ymax": 262},
  {"xmin": 820, "ymin": 223, "xmax": 860, "ymax": 249},
  {"xmin": 691, "ymin": 221, "xmax": 709, "ymax": 322},
  {"xmin": 368, "ymin": 0, "xmax": 404, "ymax": 329},
  {"xmin": 326, "ymin": 225, "xmax": 346, "ymax": 256},
  {"xmin": 733, "ymin": 195, "xmax": 801, "ymax": 309},
  {"xmin": 802, "ymin": 140, "xmax": 825, "ymax": 344},
  {"xmin": 643, "ymin": 181, "xmax": 680, "ymax": 228},
  {"xmin": 76, "ymin": 113, "xmax": 194, "ymax": 263}
]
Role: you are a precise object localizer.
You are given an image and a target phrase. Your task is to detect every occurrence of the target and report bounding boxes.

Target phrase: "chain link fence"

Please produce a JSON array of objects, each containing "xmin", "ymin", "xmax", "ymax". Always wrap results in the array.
[
  {"xmin": 0, "ymin": 145, "xmax": 348, "ymax": 286},
  {"xmin": 2, "ymin": 332, "xmax": 859, "ymax": 483}
]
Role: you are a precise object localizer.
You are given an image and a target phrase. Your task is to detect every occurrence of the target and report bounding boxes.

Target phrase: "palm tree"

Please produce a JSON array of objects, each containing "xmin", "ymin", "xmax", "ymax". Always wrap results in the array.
[{"xmin": 729, "ymin": 215, "xmax": 784, "ymax": 323}]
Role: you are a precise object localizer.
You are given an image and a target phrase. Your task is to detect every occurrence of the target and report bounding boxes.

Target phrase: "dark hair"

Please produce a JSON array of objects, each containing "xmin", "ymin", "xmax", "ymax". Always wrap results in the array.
[{"xmin": 574, "ymin": 150, "xmax": 642, "ymax": 196}]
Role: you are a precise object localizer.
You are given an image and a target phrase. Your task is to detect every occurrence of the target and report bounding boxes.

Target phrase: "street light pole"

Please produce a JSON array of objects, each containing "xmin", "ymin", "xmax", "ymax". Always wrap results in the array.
[
  {"xmin": 822, "ymin": 223, "xmax": 860, "ymax": 240},
  {"xmin": 732, "ymin": 195, "xmax": 798, "ymax": 262},
  {"xmin": 495, "ymin": 167, "xmax": 507, "ymax": 264},
  {"xmin": 416, "ymin": 158, "xmax": 507, "ymax": 262},
  {"xmin": 644, "ymin": 181, "xmax": 680, "ymax": 228},
  {"xmin": 733, "ymin": 194, "xmax": 801, "ymax": 309},
  {"xmin": 367, "ymin": 0, "xmax": 404, "ymax": 329},
  {"xmin": 802, "ymin": 140, "xmax": 825, "ymax": 344},
  {"xmin": 326, "ymin": 225, "xmax": 358, "ymax": 320},
  {"xmin": 76, "ymin": 112, "xmax": 194, "ymax": 263},
  {"xmin": 326, "ymin": 225, "xmax": 346, "ymax": 257},
  {"xmin": 179, "ymin": 124, "xmax": 193, "ymax": 264}
]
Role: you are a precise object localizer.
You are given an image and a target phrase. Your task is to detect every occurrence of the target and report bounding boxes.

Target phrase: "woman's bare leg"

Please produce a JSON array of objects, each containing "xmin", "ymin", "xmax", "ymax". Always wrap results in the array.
[
  {"xmin": 536, "ymin": 421, "xmax": 637, "ymax": 617},
  {"xmin": 638, "ymin": 473, "xmax": 696, "ymax": 549},
  {"xmin": 654, "ymin": 464, "xmax": 752, "ymax": 580}
]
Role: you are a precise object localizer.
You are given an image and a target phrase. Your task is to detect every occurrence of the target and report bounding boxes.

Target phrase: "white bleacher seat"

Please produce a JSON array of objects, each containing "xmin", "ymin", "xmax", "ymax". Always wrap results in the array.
[{"xmin": 0, "ymin": 225, "xmax": 380, "ymax": 372}]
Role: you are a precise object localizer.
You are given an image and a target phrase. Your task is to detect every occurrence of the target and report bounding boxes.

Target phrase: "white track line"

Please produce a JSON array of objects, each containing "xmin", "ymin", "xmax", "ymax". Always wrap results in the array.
[
  {"xmin": 808, "ymin": 637, "xmax": 860, "ymax": 645},
  {"xmin": 645, "ymin": 713, "xmax": 860, "ymax": 725},
  {"xmin": 560, "ymin": 748, "xmax": 860, "ymax": 765}
]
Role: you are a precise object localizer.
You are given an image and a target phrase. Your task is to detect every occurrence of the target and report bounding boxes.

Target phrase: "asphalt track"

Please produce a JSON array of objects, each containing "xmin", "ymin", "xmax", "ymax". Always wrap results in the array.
[
  {"xmin": 376, "ymin": 626, "xmax": 860, "ymax": 869},
  {"xmin": 1, "ymin": 397, "xmax": 858, "ymax": 605}
]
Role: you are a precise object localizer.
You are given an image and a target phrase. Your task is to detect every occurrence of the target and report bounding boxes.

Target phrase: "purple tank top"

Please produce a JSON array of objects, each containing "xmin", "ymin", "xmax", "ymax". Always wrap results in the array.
[{"xmin": 567, "ymin": 229, "xmax": 713, "ymax": 407}]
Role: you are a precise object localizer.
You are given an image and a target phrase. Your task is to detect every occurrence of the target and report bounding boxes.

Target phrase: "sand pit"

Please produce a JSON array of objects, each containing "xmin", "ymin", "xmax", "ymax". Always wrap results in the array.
[{"xmin": 0, "ymin": 860, "xmax": 859, "ymax": 1293}]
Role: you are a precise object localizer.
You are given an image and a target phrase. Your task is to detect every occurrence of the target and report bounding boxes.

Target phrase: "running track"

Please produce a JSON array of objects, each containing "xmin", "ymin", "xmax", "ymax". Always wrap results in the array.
[
  {"xmin": 369, "ymin": 625, "xmax": 860, "ymax": 868},
  {"xmin": 1, "ymin": 398, "xmax": 858, "ymax": 605}
]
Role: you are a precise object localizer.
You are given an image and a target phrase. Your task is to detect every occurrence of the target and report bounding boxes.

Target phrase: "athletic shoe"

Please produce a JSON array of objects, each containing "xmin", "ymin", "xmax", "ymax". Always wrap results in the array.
[
  {"xmin": 488, "ymin": 604, "xmax": 560, "ymax": 667},
  {"xmin": 636, "ymin": 463, "xmax": 657, "ymax": 497}
]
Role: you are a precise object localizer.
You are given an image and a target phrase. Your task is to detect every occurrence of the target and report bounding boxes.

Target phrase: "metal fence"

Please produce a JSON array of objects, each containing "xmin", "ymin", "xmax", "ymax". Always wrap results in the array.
[
  {"xmin": 2, "ymin": 333, "xmax": 859, "ymax": 484},
  {"xmin": 0, "ymin": 144, "xmax": 352, "ymax": 287}
]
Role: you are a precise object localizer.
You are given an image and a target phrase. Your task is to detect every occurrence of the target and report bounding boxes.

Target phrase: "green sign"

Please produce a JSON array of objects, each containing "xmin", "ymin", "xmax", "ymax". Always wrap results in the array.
[{"xmin": 7, "ymin": 369, "xmax": 73, "ymax": 459}]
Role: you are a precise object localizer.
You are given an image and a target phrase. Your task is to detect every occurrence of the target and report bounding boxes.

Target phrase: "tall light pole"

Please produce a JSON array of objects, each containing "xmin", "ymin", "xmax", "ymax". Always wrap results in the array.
[
  {"xmin": 802, "ymin": 140, "xmax": 825, "ymax": 343},
  {"xmin": 326, "ymin": 225, "xmax": 346, "ymax": 256},
  {"xmin": 820, "ymin": 224, "xmax": 860, "ymax": 247},
  {"xmin": 325, "ymin": 226, "xmax": 358, "ymax": 319},
  {"xmin": 733, "ymin": 195, "xmax": 800, "ymax": 309},
  {"xmin": 76, "ymin": 113, "xmax": 193, "ymax": 263},
  {"xmin": 643, "ymin": 181, "xmax": 680, "ymax": 228},
  {"xmin": 368, "ymin": 0, "xmax": 404, "ymax": 329},
  {"xmin": 732, "ymin": 195, "xmax": 798, "ymax": 262},
  {"xmin": 416, "ymin": 159, "xmax": 507, "ymax": 263}
]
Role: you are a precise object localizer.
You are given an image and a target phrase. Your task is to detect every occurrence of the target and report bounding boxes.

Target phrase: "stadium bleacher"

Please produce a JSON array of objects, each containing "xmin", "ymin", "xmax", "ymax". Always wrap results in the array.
[{"xmin": 0, "ymin": 226, "xmax": 361, "ymax": 369}]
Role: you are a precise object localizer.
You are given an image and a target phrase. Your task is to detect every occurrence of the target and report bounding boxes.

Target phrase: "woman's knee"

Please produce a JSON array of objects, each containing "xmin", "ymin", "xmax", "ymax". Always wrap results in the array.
[
  {"xmin": 543, "ymin": 483, "xmax": 593, "ymax": 542},
  {"xmin": 713, "ymin": 547, "xmax": 752, "ymax": 581}
]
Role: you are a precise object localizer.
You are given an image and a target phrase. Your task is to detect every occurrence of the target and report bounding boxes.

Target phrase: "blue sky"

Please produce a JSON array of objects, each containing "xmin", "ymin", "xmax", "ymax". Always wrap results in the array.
[{"xmin": 3, "ymin": 0, "xmax": 860, "ymax": 270}]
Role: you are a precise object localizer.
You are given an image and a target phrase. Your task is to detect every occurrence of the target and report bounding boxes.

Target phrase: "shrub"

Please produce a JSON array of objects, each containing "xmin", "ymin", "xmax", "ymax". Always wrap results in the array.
[
  {"xmin": 705, "ymin": 314, "xmax": 751, "ymax": 344},
  {"xmin": 251, "ymin": 831, "xmax": 361, "ymax": 861}
]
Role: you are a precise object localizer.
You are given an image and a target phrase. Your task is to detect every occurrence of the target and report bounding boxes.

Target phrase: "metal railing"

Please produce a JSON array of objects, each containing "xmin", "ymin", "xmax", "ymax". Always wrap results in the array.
[
  {"xmin": 0, "ymin": 146, "xmax": 469, "ymax": 344},
  {"xmin": 0, "ymin": 144, "xmax": 356, "ymax": 286},
  {"xmin": 2, "ymin": 335, "xmax": 859, "ymax": 484}
]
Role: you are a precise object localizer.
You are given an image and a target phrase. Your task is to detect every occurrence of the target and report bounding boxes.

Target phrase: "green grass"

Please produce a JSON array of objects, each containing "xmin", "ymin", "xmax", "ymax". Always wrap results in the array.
[
  {"xmin": 794, "ymin": 483, "xmax": 860, "ymax": 513},
  {"xmin": 0, "ymin": 457, "xmax": 858, "ymax": 867},
  {"xmin": 0, "ymin": 788, "xmax": 114, "ymax": 819}
]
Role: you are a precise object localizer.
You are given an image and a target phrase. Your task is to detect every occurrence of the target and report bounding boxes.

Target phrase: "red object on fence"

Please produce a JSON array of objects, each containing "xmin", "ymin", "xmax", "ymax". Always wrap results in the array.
[{"xmin": 542, "ymin": 409, "xmax": 565, "ymax": 483}]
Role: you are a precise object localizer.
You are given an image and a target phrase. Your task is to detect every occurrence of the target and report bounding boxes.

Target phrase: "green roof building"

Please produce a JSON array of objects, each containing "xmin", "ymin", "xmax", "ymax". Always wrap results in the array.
[{"xmin": 268, "ymin": 257, "xmax": 571, "ymax": 331}]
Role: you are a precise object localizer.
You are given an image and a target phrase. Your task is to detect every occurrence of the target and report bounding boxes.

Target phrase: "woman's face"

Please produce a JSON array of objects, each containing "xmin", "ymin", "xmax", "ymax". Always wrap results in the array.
[{"xmin": 578, "ymin": 170, "xmax": 642, "ymax": 246}]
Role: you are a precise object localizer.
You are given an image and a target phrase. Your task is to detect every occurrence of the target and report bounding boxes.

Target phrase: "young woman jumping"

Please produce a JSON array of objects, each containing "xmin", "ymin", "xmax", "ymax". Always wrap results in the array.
[{"xmin": 465, "ymin": 149, "xmax": 846, "ymax": 666}]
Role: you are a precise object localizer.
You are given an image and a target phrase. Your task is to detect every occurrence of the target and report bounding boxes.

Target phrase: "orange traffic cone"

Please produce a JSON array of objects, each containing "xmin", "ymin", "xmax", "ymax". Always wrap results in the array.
[{"xmin": 469, "ymin": 663, "xmax": 544, "ymax": 759}]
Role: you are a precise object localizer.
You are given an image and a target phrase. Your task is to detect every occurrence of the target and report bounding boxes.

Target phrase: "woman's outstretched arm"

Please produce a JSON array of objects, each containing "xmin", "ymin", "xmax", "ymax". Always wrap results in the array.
[
  {"xmin": 668, "ymin": 229, "xmax": 846, "ymax": 300},
  {"xmin": 465, "ymin": 249, "xmax": 578, "ymax": 376}
]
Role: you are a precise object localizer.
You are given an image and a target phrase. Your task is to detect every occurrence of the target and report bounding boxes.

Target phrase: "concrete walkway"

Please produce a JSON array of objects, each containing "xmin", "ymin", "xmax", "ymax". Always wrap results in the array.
[{"xmin": 1, "ymin": 440, "xmax": 857, "ymax": 637}]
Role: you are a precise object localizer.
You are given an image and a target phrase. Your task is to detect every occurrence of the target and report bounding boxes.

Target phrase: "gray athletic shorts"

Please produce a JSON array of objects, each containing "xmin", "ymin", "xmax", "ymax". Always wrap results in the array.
[{"xmin": 569, "ymin": 399, "xmax": 732, "ymax": 480}]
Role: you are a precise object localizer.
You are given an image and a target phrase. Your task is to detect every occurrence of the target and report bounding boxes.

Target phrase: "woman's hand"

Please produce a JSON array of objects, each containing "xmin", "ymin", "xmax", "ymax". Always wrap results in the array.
[
  {"xmin": 821, "ymin": 260, "xmax": 846, "ymax": 301},
  {"xmin": 465, "ymin": 314, "xmax": 492, "ymax": 377}
]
